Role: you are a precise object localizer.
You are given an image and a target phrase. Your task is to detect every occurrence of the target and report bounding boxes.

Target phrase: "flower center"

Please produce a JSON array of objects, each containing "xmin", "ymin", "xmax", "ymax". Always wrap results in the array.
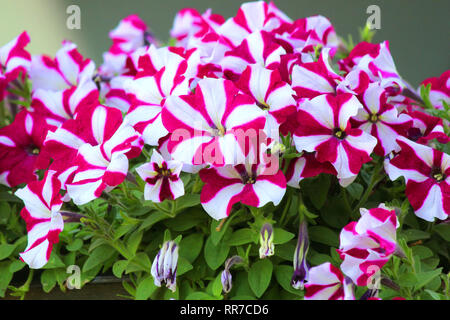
[
  {"xmin": 369, "ymin": 113, "xmax": 379, "ymax": 123},
  {"xmin": 431, "ymin": 166, "xmax": 445, "ymax": 182},
  {"xmin": 256, "ymin": 101, "xmax": 269, "ymax": 111},
  {"xmin": 333, "ymin": 128, "xmax": 346, "ymax": 139}
]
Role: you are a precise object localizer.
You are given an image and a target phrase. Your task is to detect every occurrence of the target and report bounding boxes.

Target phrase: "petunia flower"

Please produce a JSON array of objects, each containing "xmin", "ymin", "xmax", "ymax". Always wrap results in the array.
[
  {"xmin": 403, "ymin": 109, "xmax": 449, "ymax": 145},
  {"xmin": 337, "ymin": 205, "xmax": 398, "ymax": 286},
  {"xmin": 29, "ymin": 41, "xmax": 95, "ymax": 91},
  {"xmin": 350, "ymin": 82, "xmax": 412, "ymax": 156},
  {"xmin": 293, "ymin": 93, "xmax": 377, "ymax": 186},
  {"xmin": 162, "ymin": 77, "xmax": 266, "ymax": 167},
  {"xmin": 14, "ymin": 171, "xmax": 64, "ymax": 269},
  {"xmin": 385, "ymin": 136, "xmax": 449, "ymax": 221},
  {"xmin": 236, "ymin": 64, "xmax": 296, "ymax": 138},
  {"xmin": 0, "ymin": 31, "xmax": 31, "ymax": 100},
  {"xmin": 304, "ymin": 262, "xmax": 355, "ymax": 300},
  {"xmin": 0, "ymin": 110, "xmax": 51, "ymax": 187},
  {"xmin": 151, "ymin": 240, "xmax": 179, "ymax": 292},
  {"xmin": 199, "ymin": 153, "xmax": 286, "ymax": 220},
  {"xmin": 135, "ymin": 150, "xmax": 184, "ymax": 203},
  {"xmin": 420, "ymin": 70, "xmax": 449, "ymax": 110}
]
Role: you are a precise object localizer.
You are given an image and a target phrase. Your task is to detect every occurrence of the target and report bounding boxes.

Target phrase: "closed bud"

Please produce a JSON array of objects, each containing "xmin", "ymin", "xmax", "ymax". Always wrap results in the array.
[
  {"xmin": 221, "ymin": 256, "xmax": 243, "ymax": 294},
  {"xmin": 259, "ymin": 223, "xmax": 274, "ymax": 259},
  {"xmin": 291, "ymin": 220, "xmax": 309, "ymax": 290},
  {"xmin": 151, "ymin": 240, "xmax": 178, "ymax": 292}
]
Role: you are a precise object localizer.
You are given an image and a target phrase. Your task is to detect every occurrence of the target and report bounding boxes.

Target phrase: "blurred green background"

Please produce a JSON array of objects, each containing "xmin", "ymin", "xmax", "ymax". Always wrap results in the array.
[{"xmin": 1, "ymin": 0, "xmax": 448, "ymax": 86}]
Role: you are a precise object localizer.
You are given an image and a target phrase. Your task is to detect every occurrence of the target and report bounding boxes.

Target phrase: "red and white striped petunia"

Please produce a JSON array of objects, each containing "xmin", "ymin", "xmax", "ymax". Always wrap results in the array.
[
  {"xmin": 338, "ymin": 41, "xmax": 403, "ymax": 94},
  {"xmin": 14, "ymin": 171, "xmax": 64, "ymax": 269},
  {"xmin": 350, "ymin": 83, "xmax": 412, "ymax": 156},
  {"xmin": 124, "ymin": 45, "xmax": 192, "ymax": 146},
  {"xmin": 30, "ymin": 41, "xmax": 95, "ymax": 91},
  {"xmin": 199, "ymin": 158, "xmax": 286, "ymax": 220},
  {"xmin": 236, "ymin": 64, "xmax": 296, "ymax": 138},
  {"xmin": 43, "ymin": 104, "xmax": 132, "ymax": 188},
  {"xmin": 304, "ymin": 262, "xmax": 355, "ymax": 300},
  {"xmin": 218, "ymin": 1, "xmax": 291, "ymax": 47},
  {"xmin": 337, "ymin": 205, "xmax": 398, "ymax": 286},
  {"xmin": 385, "ymin": 136, "xmax": 450, "ymax": 221},
  {"xmin": 30, "ymin": 80, "xmax": 99, "ymax": 128},
  {"xmin": 293, "ymin": 93, "xmax": 377, "ymax": 186},
  {"xmin": 162, "ymin": 78, "xmax": 266, "ymax": 167},
  {"xmin": 420, "ymin": 70, "xmax": 450, "ymax": 110},
  {"xmin": 136, "ymin": 150, "xmax": 184, "ymax": 203},
  {"xmin": 221, "ymin": 30, "xmax": 286, "ymax": 80},
  {"xmin": 285, "ymin": 152, "xmax": 337, "ymax": 188},
  {"xmin": 403, "ymin": 109, "xmax": 449, "ymax": 145},
  {"xmin": 291, "ymin": 48, "xmax": 369, "ymax": 101},
  {"xmin": 0, "ymin": 31, "xmax": 31, "ymax": 99},
  {"xmin": 66, "ymin": 118, "xmax": 141, "ymax": 205},
  {"xmin": 0, "ymin": 110, "xmax": 51, "ymax": 187}
]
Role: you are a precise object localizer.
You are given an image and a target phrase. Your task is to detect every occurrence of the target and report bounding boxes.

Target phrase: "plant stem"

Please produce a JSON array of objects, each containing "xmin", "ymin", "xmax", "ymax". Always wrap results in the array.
[{"xmin": 353, "ymin": 160, "xmax": 385, "ymax": 214}]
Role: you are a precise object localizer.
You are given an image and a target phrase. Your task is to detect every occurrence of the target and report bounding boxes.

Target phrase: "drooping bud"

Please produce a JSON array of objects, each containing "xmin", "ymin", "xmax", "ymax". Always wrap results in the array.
[
  {"xmin": 291, "ymin": 220, "xmax": 309, "ymax": 290},
  {"xmin": 151, "ymin": 240, "xmax": 178, "ymax": 292},
  {"xmin": 259, "ymin": 223, "xmax": 274, "ymax": 259},
  {"xmin": 343, "ymin": 276, "xmax": 356, "ymax": 300},
  {"xmin": 221, "ymin": 256, "xmax": 243, "ymax": 294}
]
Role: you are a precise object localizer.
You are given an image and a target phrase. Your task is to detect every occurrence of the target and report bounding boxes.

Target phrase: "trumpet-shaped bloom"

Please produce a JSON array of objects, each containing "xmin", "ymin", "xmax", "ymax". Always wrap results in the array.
[
  {"xmin": 14, "ymin": 171, "xmax": 64, "ymax": 269},
  {"xmin": 0, "ymin": 32, "xmax": 31, "ymax": 100},
  {"xmin": 218, "ymin": 1, "xmax": 291, "ymax": 47},
  {"xmin": 30, "ymin": 41, "xmax": 95, "ymax": 91},
  {"xmin": 135, "ymin": 150, "xmax": 184, "ymax": 202},
  {"xmin": 199, "ymin": 157, "xmax": 286, "ymax": 220},
  {"xmin": 350, "ymin": 83, "xmax": 412, "ymax": 156},
  {"xmin": 124, "ymin": 45, "xmax": 192, "ymax": 146},
  {"xmin": 293, "ymin": 93, "xmax": 377, "ymax": 186},
  {"xmin": 236, "ymin": 64, "xmax": 296, "ymax": 137},
  {"xmin": 66, "ymin": 120, "xmax": 141, "ymax": 205},
  {"xmin": 404, "ymin": 109, "xmax": 449, "ymax": 145},
  {"xmin": 420, "ymin": 70, "xmax": 450, "ymax": 110},
  {"xmin": 337, "ymin": 205, "xmax": 398, "ymax": 286},
  {"xmin": 162, "ymin": 78, "xmax": 266, "ymax": 167},
  {"xmin": 151, "ymin": 240, "xmax": 179, "ymax": 292},
  {"xmin": 0, "ymin": 110, "xmax": 50, "ymax": 187},
  {"xmin": 221, "ymin": 30, "xmax": 286, "ymax": 80},
  {"xmin": 304, "ymin": 262, "xmax": 355, "ymax": 300},
  {"xmin": 385, "ymin": 136, "xmax": 450, "ymax": 221}
]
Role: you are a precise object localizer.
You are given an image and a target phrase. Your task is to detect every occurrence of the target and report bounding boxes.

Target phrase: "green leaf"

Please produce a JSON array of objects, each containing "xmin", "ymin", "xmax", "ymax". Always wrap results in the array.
[
  {"xmin": 211, "ymin": 273, "xmax": 223, "ymax": 297},
  {"xmin": 301, "ymin": 174, "xmax": 330, "ymax": 209},
  {"xmin": 0, "ymin": 202, "xmax": 11, "ymax": 224},
  {"xmin": 174, "ymin": 194, "xmax": 201, "ymax": 212},
  {"xmin": 179, "ymin": 233, "xmax": 204, "ymax": 263},
  {"xmin": 397, "ymin": 273, "xmax": 417, "ymax": 288},
  {"xmin": 82, "ymin": 244, "xmax": 115, "ymax": 272},
  {"xmin": 185, "ymin": 292, "xmax": 217, "ymax": 300},
  {"xmin": 346, "ymin": 183, "xmax": 364, "ymax": 200},
  {"xmin": 135, "ymin": 275, "xmax": 157, "ymax": 300},
  {"xmin": 41, "ymin": 269, "xmax": 57, "ymax": 293},
  {"xmin": 248, "ymin": 259, "xmax": 273, "ymax": 298},
  {"xmin": 226, "ymin": 228, "xmax": 257, "ymax": 246},
  {"xmin": 433, "ymin": 224, "xmax": 450, "ymax": 241},
  {"xmin": 308, "ymin": 226, "xmax": 339, "ymax": 247},
  {"xmin": 412, "ymin": 245, "xmax": 433, "ymax": 260},
  {"xmin": 424, "ymin": 289, "xmax": 444, "ymax": 300},
  {"xmin": 163, "ymin": 208, "xmax": 206, "ymax": 232},
  {"xmin": 112, "ymin": 260, "xmax": 128, "ymax": 278},
  {"xmin": 66, "ymin": 238, "xmax": 83, "ymax": 252},
  {"xmin": 138, "ymin": 211, "xmax": 169, "ymax": 231},
  {"xmin": 320, "ymin": 192, "xmax": 351, "ymax": 229},
  {"xmin": 9, "ymin": 260, "xmax": 25, "ymax": 273},
  {"xmin": 0, "ymin": 244, "xmax": 16, "ymax": 260},
  {"xmin": 273, "ymin": 228, "xmax": 295, "ymax": 244},
  {"xmin": 415, "ymin": 268, "xmax": 443, "ymax": 291},
  {"xmin": 0, "ymin": 262, "xmax": 13, "ymax": 297},
  {"xmin": 127, "ymin": 231, "xmax": 143, "ymax": 256},
  {"xmin": 204, "ymin": 237, "xmax": 230, "ymax": 270},
  {"xmin": 401, "ymin": 229, "xmax": 430, "ymax": 242},
  {"xmin": 211, "ymin": 217, "xmax": 234, "ymax": 246},
  {"xmin": 178, "ymin": 257, "xmax": 193, "ymax": 276},
  {"xmin": 274, "ymin": 265, "xmax": 303, "ymax": 296},
  {"xmin": 42, "ymin": 252, "xmax": 66, "ymax": 269}
]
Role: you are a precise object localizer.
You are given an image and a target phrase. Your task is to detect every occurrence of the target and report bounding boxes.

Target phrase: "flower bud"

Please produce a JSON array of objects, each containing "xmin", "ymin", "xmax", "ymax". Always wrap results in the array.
[
  {"xmin": 291, "ymin": 220, "xmax": 309, "ymax": 290},
  {"xmin": 259, "ymin": 223, "xmax": 274, "ymax": 259},
  {"xmin": 221, "ymin": 256, "xmax": 243, "ymax": 294},
  {"xmin": 151, "ymin": 240, "xmax": 178, "ymax": 292}
]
